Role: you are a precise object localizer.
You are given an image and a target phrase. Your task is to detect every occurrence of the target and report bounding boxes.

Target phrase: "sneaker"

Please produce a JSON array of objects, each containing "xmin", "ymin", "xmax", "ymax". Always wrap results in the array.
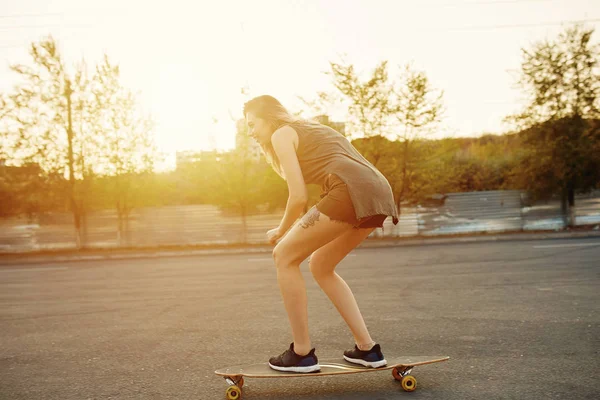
[
  {"xmin": 343, "ymin": 343, "xmax": 387, "ymax": 368},
  {"xmin": 268, "ymin": 343, "xmax": 321, "ymax": 373}
]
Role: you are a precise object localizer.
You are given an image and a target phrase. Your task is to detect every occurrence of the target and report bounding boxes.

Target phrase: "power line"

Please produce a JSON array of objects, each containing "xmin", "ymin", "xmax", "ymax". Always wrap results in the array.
[
  {"xmin": 0, "ymin": 13, "xmax": 597, "ymax": 47},
  {"xmin": 444, "ymin": 17, "xmax": 600, "ymax": 31}
]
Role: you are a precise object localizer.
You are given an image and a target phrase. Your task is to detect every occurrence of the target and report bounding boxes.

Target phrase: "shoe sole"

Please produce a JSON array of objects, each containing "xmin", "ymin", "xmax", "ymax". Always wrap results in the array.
[
  {"xmin": 343, "ymin": 355, "xmax": 388, "ymax": 368},
  {"xmin": 268, "ymin": 363, "xmax": 321, "ymax": 373}
]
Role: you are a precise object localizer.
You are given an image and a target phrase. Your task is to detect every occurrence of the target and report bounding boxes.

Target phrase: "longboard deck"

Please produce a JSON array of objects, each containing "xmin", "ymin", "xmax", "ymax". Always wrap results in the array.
[{"xmin": 215, "ymin": 356, "xmax": 449, "ymax": 378}]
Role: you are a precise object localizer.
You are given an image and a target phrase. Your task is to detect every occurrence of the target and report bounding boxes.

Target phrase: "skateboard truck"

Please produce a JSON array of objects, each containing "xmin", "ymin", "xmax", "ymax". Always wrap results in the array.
[{"xmin": 224, "ymin": 376, "xmax": 243, "ymax": 386}]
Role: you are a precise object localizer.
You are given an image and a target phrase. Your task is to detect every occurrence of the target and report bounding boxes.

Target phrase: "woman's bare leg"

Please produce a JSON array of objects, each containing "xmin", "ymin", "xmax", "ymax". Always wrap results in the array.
[
  {"xmin": 308, "ymin": 226, "xmax": 378, "ymax": 349},
  {"xmin": 272, "ymin": 207, "xmax": 354, "ymax": 355}
]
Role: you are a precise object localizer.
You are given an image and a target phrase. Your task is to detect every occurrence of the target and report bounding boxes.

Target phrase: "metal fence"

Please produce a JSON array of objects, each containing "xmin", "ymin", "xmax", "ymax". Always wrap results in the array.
[{"xmin": 1, "ymin": 190, "xmax": 599, "ymax": 252}]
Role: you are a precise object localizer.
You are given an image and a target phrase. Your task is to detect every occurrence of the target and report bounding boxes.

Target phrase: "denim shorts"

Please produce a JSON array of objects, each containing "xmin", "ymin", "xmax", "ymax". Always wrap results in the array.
[{"xmin": 315, "ymin": 174, "xmax": 387, "ymax": 229}]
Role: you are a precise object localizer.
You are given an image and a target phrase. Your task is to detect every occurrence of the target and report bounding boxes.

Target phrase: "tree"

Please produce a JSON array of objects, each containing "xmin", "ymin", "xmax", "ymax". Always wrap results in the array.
[
  {"xmin": 297, "ymin": 92, "xmax": 339, "ymax": 124},
  {"xmin": 205, "ymin": 120, "xmax": 287, "ymax": 242},
  {"xmin": 0, "ymin": 37, "xmax": 158, "ymax": 246},
  {"xmin": 327, "ymin": 60, "xmax": 391, "ymax": 140},
  {"xmin": 91, "ymin": 55, "xmax": 158, "ymax": 245},
  {"xmin": 351, "ymin": 135, "xmax": 400, "ymax": 187},
  {"xmin": 0, "ymin": 36, "xmax": 90, "ymax": 246},
  {"xmin": 389, "ymin": 63, "xmax": 444, "ymax": 213},
  {"xmin": 507, "ymin": 24, "xmax": 600, "ymax": 225},
  {"xmin": 510, "ymin": 117, "xmax": 600, "ymax": 216},
  {"xmin": 0, "ymin": 162, "xmax": 63, "ymax": 218},
  {"xmin": 327, "ymin": 60, "xmax": 445, "ymax": 213},
  {"xmin": 69, "ymin": 58, "xmax": 99, "ymax": 242}
]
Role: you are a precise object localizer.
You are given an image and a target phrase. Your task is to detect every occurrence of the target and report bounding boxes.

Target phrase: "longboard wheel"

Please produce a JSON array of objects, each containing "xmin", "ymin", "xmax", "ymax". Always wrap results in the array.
[
  {"xmin": 401, "ymin": 375, "xmax": 417, "ymax": 392},
  {"xmin": 226, "ymin": 385, "xmax": 242, "ymax": 400}
]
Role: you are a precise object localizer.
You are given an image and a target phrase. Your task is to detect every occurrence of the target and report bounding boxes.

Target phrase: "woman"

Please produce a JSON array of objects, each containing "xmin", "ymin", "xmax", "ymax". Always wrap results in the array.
[{"xmin": 244, "ymin": 95, "xmax": 398, "ymax": 373}]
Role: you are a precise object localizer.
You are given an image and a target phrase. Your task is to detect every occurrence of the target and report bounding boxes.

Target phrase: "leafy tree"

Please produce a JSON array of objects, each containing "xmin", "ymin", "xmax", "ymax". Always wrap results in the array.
[
  {"xmin": 90, "ymin": 55, "xmax": 159, "ymax": 245},
  {"xmin": 507, "ymin": 24, "xmax": 600, "ymax": 225},
  {"xmin": 351, "ymin": 135, "xmax": 400, "ymax": 185},
  {"xmin": 0, "ymin": 36, "xmax": 90, "ymax": 246},
  {"xmin": 0, "ymin": 37, "xmax": 158, "ymax": 246},
  {"xmin": 0, "ymin": 162, "xmax": 63, "ymax": 218},
  {"xmin": 327, "ymin": 59, "xmax": 391, "ymax": 140},
  {"xmin": 389, "ymin": 63, "xmax": 444, "ymax": 213},
  {"xmin": 206, "ymin": 120, "xmax": 287, "ymax": 242},
  {"xmin": 327, "ymin": 60, "xmax": 444, "ymax": 213}
]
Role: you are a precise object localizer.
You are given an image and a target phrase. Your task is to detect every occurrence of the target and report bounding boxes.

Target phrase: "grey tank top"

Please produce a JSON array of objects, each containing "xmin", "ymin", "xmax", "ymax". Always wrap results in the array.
[{"xmin": 284, "ymin": 120, "xmax": 399, "ymax": 225}]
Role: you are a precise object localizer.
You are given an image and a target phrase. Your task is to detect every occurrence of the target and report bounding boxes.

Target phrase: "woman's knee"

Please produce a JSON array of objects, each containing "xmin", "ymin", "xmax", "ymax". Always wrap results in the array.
[
  {"xmin": 272, "ymin": 240, "xmax": 304, "ymax": 268},
  {"xmin": 308, "ymin": 253, "xmax": 333, "ymax": 281}
]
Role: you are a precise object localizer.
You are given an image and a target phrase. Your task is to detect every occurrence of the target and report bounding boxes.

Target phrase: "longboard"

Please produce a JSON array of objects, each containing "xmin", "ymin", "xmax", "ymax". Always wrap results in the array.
[{"xmin": 215, "ymin": 355, "xmax": 449, "ymax": 399}]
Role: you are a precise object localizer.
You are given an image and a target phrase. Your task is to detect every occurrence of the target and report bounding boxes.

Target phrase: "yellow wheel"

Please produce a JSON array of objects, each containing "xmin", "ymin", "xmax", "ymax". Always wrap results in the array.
[
  {"xmin": 226, "ymin": 385, "xmax": 242, "ymax": 400},
  {"xmin": 401, "ymin": 375, "xmax": 417, "ymax": 392}
]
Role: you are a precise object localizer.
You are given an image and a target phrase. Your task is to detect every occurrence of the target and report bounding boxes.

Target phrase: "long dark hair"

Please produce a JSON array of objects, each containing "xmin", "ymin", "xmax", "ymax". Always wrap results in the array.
[{"xmin": 243, "ymin": 95, "xmax": 297, "ymax": 178}]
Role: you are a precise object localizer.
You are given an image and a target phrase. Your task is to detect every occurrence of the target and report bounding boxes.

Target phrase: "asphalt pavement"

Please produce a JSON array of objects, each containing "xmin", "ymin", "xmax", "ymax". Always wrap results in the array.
[{"xmin": 1, "ymin": 236, "xmax": 599, "ymax": 399}]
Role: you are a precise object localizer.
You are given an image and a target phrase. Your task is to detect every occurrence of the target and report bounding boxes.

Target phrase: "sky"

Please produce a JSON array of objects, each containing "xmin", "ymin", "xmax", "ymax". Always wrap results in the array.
[{"xmin": 1, "ymin": 0, "xmax": 599, "ymax": 169}]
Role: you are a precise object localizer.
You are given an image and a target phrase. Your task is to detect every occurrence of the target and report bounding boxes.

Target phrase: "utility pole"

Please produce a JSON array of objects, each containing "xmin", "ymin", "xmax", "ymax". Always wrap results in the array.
[{"xmin": 65, "ymin": 78, "xmax": 81, "ymax": 248}]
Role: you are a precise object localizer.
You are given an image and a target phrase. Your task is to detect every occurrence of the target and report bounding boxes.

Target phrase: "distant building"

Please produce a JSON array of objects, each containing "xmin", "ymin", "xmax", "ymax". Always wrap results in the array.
[{"xmin": 313, "ymin": 115, "xmax": 346, "ymax": 136}]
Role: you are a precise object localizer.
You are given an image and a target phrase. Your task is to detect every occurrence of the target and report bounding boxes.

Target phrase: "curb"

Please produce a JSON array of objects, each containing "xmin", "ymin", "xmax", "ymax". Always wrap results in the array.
[{"xmin": 1, "ymin": 230, "xmax": 599, "ymax": 266}]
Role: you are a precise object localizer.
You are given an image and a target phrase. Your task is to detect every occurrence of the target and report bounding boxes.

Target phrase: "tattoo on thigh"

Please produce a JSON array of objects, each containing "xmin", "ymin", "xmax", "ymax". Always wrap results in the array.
[{"xmin": 300, "ymin": 207, "xmax": 320, "ymax": 229}]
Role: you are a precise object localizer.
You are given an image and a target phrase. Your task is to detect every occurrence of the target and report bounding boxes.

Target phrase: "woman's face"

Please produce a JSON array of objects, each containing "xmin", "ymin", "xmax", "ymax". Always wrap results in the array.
[{"xmin": 246, "ymin": 111, "xmax": 273, "ymax": 145}]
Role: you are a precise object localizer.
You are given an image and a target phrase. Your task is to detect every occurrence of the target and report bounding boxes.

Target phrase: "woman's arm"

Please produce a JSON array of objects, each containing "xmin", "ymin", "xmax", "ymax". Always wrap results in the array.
[{"xmin": 271, "ymin": 125, "xmax": 308, "ymax": 235}]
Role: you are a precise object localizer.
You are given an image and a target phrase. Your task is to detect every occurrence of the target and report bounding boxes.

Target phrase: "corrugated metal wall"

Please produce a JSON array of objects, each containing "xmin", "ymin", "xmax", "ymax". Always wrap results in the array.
[{"xmin": 1, "ymin": 190, "xmax": 599, "ymax": 252}]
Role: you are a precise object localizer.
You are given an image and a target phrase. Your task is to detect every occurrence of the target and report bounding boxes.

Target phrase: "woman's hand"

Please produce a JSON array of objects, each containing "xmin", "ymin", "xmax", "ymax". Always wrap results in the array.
[{"xmin": 267, "ymin": 227, "xmax": 283, "ymax": 244}]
